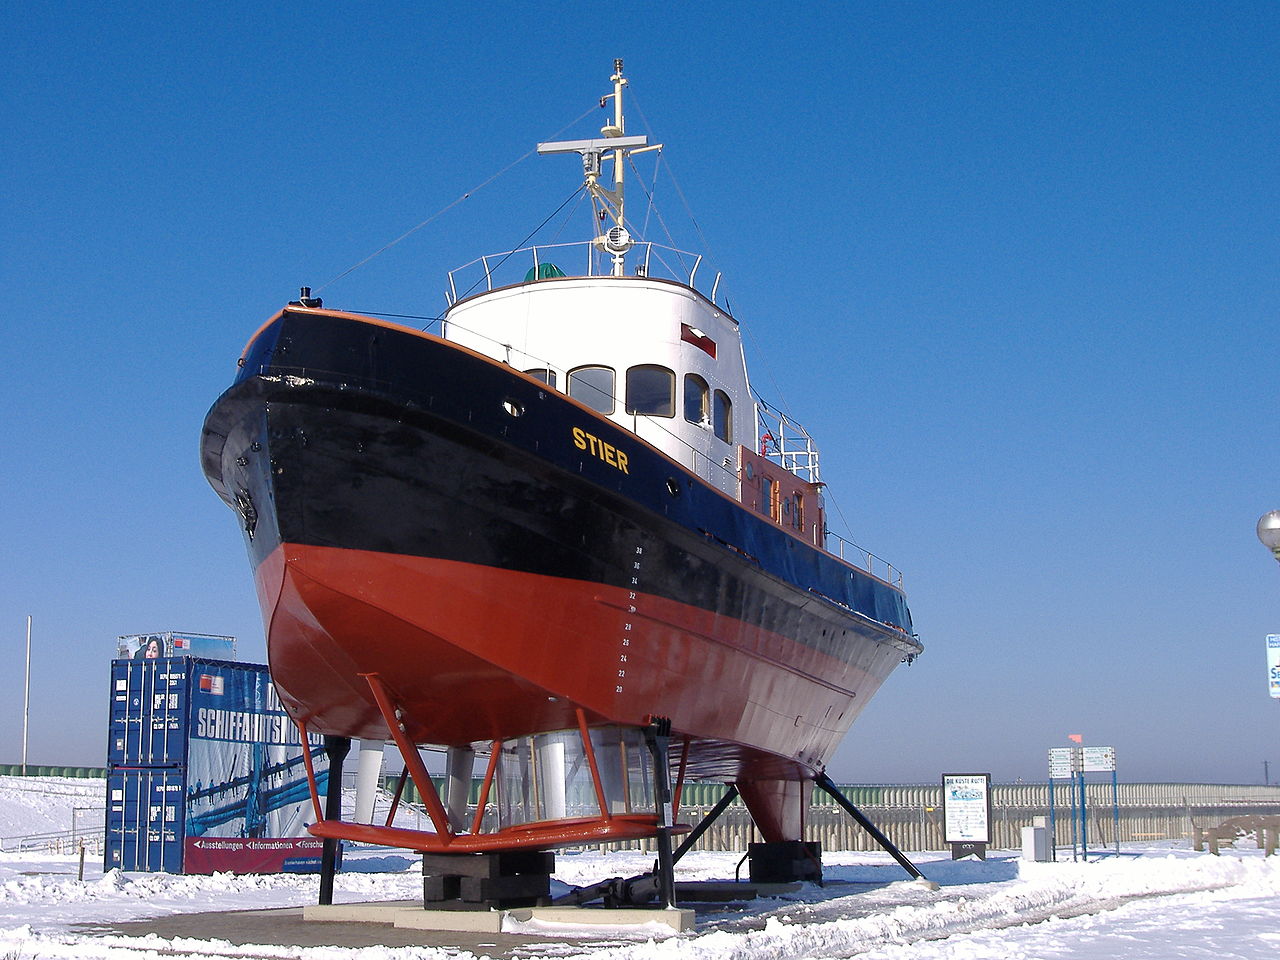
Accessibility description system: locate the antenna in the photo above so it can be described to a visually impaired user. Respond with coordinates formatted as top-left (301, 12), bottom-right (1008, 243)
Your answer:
top-left (537, 61), bottom-right (655, 276)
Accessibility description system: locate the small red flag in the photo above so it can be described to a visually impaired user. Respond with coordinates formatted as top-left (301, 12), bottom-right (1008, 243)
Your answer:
top-left (680, 323), bottom-right (716, 358)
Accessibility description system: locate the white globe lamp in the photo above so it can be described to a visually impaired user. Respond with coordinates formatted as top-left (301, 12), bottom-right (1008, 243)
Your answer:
top-left (1258, 511), bottom-right (1280, 562)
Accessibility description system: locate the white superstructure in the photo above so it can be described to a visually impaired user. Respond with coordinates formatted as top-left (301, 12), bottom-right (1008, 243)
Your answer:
top-left (444, 269), bottom-right (750, 495)
top-left (441, 60), bottom-right (756, 496)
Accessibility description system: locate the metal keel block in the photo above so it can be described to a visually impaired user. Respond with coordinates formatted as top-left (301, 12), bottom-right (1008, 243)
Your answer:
top-left (421, 850), bottom-right (555, 909)
top-left (747, 840), bottom-right (822, 884)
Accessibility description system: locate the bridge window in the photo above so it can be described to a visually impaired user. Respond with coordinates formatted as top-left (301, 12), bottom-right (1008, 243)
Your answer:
top-left (684, 374), bottom-right (709, 425)
top-left (524, 368), bottom-right (556, 389)
top-left (626, 365), bottom-right (675, 417)
top-left (713, 390), bottom-right (732, 444)
top-left (569, 365), bottom-right (615, 414)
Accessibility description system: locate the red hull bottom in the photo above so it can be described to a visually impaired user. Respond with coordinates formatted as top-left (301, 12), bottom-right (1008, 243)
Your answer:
top-left (258, 542), bottom-right (890, 842)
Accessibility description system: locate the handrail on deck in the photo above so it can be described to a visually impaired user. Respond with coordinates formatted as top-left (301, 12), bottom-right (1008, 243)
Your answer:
top-left (825, 529), bottom-right (903, 588)
top-left (445, 240), bottom-right (726, 309)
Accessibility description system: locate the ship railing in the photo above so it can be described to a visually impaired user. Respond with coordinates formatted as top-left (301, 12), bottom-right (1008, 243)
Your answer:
top-left (754, 395), bottom-right (820, 484)
top-left (445, 240), bottom-right (728, 310)
top-left (825, 530), bottom-right (903, 588)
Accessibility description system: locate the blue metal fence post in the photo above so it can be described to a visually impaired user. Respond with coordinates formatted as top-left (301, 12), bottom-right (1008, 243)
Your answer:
top-left (1078, 769), bottom-right (1089, 861)
top-left (1049, 778), bottom-right (1057, 861)
top-left (1112, 770), bottom-right (1120, 854)
top-left (1069, 774), bottom-right (1078, 861)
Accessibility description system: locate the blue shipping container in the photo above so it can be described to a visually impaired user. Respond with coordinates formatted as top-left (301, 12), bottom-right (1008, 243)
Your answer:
top-left (105, 767), bottom-right (186, 873)
top-left (105, 657), bottom-right (328, 873)
top-left (108, 659), bottom-right (191, 766)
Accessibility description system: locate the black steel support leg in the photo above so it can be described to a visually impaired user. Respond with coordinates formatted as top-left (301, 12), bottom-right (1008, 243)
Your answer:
top-left (318, 735), bottom-right (351, 906)
top-left (645, 718), bottom-right (678, 909)
top-left (815, 773), bottom-right (926, 881)
top-left (553, 782), bottom-right (739, 906)
top-left (672, 785), bottom-right (740, 865)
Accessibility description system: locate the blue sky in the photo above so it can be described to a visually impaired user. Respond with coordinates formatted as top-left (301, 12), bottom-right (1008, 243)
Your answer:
top-left (3, 2), bottom-right (1277, 785)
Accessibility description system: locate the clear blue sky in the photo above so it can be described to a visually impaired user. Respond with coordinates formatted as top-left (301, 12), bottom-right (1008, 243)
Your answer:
top-left (3, 2), bottom-right (1277, 784)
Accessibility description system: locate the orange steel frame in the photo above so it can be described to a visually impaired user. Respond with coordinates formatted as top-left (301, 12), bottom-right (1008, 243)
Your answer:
top-left (296, 673), bottom-right (687, 853)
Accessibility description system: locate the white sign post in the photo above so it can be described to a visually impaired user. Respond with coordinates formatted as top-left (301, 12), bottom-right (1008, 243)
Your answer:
top-left (1047, 744), bottom-right (1120, 860)
top-left (942, 773), bottom-right (992, 860)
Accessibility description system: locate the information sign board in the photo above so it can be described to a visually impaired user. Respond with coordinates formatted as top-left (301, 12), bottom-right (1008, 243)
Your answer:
top-left (1048, 747), bottom-right (1077, 779)
top-left (1268, 635), bottom-right (1280, 700)
top-left (942, 773), bottom-right (991, 843)
top-left (1081, 746), bottom-right (1116, 772)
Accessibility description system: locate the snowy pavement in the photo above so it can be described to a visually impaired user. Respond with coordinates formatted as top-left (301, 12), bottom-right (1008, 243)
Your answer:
top-left (2, 845), bottom-right (1277, 958)
top-left (2, 778), bottom-right (1278, 958)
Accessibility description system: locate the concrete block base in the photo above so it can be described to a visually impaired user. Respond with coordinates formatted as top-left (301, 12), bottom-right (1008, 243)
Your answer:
top-left (508, 905), bottom-right (696, 932)
top-left (303, 901), bottom-right (419, 923)
top-left (302, 900), bottom-right (696, 934)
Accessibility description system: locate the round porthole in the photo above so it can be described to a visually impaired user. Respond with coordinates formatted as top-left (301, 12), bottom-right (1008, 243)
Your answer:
top-left (744, 462), bottom-right (754, 480)
top-left (502, 399), bottom-right (525, 417)
top-left (666, 478), bottom-right (681, 497)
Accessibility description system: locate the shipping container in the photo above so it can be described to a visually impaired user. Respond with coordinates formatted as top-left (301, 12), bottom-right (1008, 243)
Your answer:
top-left (105, 657), bottom-right (329, 874)
top-left (108, 659), bottom-right (191, 766)
top-left (105, 767), bottom-right (186, 872)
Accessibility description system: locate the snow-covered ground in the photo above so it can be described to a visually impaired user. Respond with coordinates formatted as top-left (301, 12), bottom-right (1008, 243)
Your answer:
top-left (2, 777), bottom-right (1278, 958)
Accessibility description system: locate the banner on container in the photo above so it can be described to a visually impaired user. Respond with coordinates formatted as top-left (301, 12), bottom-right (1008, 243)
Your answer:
top-left (1268, 635), bottom-right (1280, 700)
top-left (183, 836), bottom-right (334, 874)
top-left (117, 632), bottom-right (237, 662)
top-left (943, 773), bottom-right (992, 859)
top-left (106, 657), bottom-right (327, 875)
top-left (185, 663), bottom-right (320, 845)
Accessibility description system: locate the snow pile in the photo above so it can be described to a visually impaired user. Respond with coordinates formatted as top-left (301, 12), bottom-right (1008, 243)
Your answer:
top-left (0, 779), bottom-right (1279, 958)
top-left (0, 776), bottom-right (103, 841)
top-left (2, 847), bottom-right (1279, 958)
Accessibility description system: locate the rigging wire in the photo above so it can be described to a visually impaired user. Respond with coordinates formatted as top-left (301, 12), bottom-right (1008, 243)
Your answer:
top-left (626, 154), bottom-right (693, 274)
top-left (545, 186), bottom-right (590, 246)
top-left (451, 186), bottom-right (587, 303)
top-left (631, 93), bottom-right (800, 421)
top-left (313, 103), bottom-right (599, 295)
top-left (345, 310), bottom-right (445, 331)
top-left (630, 95), bottom-right (872, 553)
top-left (627, 94), bottom-right (718, 262)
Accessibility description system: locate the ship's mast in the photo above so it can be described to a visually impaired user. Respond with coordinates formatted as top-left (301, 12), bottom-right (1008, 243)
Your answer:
top-left (537, 59), bottom-right (660, 277)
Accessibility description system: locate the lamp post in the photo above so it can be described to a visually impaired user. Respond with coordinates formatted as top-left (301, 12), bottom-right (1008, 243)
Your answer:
top-left (22, 616), bottom-right (31, 777)
top-left (1259, 511), bottom-right (1280, 562)
top-left (1260, 513), bottom-right (1280, 784)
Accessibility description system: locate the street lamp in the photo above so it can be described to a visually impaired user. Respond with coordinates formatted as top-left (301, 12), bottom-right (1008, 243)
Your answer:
top-left (1258, 511), bottom-right (1280, 563)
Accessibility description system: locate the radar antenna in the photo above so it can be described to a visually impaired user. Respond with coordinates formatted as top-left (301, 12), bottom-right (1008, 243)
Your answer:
top-left (537, 59), bottom-right (661, 276)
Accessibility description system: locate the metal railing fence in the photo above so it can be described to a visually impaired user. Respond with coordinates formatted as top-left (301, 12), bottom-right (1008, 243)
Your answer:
top-left (593, 782), bottom-right (1280, 853)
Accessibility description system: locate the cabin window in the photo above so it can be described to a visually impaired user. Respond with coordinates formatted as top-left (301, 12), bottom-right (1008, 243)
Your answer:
top-left (625, 365), bottom-right (675, 417)
top-left (760, 476), bottom-right (773, 517)
top-left (713, 390), bottom-right (732, 444)
top-left (569, 365), bottom-right (615, 414)
top-left (684, 374), bottom-right (709, 425)
top-left (525, 367), bottom-right (556, 389)
top-left (793, 493), bottom-right (805, 530)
